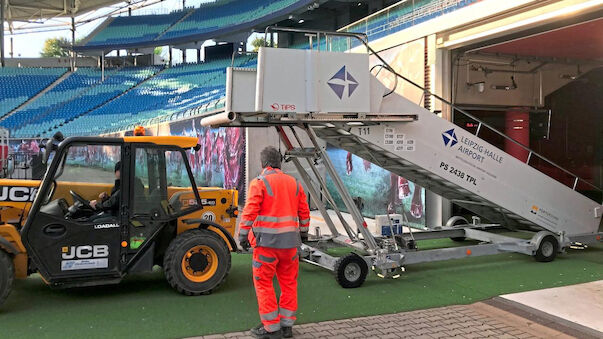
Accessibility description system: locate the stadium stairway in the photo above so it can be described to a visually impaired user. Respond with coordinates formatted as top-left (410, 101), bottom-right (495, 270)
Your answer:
top-left (77, 17), bottom-right (115, 46)
top-left (153, 8), bottom-right (196, 41)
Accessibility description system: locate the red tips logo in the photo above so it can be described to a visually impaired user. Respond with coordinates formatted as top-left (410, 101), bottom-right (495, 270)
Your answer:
top-left (270, 103), bottom-right (296, 111)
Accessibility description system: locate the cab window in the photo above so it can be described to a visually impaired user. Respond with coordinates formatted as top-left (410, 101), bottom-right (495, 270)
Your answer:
top-left (132, 147), bottom-right (198, 217)
top-left (50, 144), bottom-right (121, 204)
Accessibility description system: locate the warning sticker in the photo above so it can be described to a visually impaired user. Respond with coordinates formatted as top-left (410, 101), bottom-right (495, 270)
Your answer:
top-left (202, 211), bottom-right (216, 222)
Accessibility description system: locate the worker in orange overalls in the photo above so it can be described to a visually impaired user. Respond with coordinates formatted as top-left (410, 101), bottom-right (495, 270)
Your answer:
top-left (238, 146), bottom-right (310, 339)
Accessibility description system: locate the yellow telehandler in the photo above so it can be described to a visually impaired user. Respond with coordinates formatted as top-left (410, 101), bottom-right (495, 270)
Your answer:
top-left (0, 132), bottom-right (239, 307)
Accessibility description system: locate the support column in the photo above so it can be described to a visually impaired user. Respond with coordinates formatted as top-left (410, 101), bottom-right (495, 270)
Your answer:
top-left (425, 35), bottom-right (452, 226)
top-left (71, 16), bottom-right (76, 71)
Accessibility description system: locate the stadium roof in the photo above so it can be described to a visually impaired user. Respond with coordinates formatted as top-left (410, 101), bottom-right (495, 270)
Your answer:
top-left (4, 0), bottom-right (124, 22)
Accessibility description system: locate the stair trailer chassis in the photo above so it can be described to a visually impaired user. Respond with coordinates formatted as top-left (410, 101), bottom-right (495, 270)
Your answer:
top-left (202, 28), bottom-right (603, 288)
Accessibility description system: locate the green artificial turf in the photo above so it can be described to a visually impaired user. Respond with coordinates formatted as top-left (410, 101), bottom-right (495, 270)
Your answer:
top-left (0, 239), bottom-right (601, 339)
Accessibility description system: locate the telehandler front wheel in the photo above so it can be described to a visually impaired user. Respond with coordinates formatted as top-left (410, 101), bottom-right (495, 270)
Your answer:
top-left (0, 250), bottom-right (14, 307)
top-left (164, 229), bottom-right (231, 295)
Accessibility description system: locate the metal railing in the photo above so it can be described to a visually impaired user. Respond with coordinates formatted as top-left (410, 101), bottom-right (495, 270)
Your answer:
top-left (0, 152), bottom-right (45, 180)
top-left (263, 26), bottom-right (602, 199)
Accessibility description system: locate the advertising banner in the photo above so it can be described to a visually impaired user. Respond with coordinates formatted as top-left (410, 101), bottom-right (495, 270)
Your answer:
top-left (326, 146), bottom-right (425, 228)
top-left (8, 116), bottom-right (246, 203)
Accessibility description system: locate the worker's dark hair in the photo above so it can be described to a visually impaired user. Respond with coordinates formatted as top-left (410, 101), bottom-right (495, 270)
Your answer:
top-left (260, 146), bottom-right (281, 169)
top-left (114, 161), bottom-right (121, 172)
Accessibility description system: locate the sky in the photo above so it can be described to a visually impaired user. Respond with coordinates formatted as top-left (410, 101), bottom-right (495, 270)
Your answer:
top-left (2, 0), bottom-right (217, 59)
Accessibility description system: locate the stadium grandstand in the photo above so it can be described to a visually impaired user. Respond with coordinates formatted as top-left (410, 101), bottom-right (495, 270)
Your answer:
top-left (1, 0), bottom-right (483, 139)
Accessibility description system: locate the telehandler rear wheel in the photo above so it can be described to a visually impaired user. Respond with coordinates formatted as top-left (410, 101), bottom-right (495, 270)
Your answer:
top-left (0, 250), bottom-right (14, 307)
top-left (164, 229), bottom-right (231, 295)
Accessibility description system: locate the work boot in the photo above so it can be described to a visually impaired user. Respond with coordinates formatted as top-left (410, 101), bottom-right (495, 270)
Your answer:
top-left (281, 326), bottom-right (293, 338)
top-left (250, 324), bottom-right (282, 339)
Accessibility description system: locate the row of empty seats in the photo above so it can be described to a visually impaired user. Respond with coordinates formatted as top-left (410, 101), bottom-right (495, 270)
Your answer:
top-left (0, 67), bottom-right (67, 117)
top-left (41, 55), bottom-right (257, 137)
top-left (9, 66), bottom-right (161, 138)
top-left (80, 0), bottom-right (307, 49)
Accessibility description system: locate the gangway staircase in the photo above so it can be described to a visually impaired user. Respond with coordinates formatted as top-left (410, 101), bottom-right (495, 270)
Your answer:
top-left (201, 28), bottom-right (602, 287)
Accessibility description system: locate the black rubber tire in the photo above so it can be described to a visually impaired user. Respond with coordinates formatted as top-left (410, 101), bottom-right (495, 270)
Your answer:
top-left (163, 229), bottom-right (231, 295)
top-left (334, 253), bottom-right (368, 288)
top-left (534, 235), bottom-right (559, 262)
top-left (0, 250), bottom-right (14, 307)
top-left (450, 218), bottom-right (468, 242)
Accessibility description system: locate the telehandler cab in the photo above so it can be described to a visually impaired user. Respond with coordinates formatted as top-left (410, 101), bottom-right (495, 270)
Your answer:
top-left (0, 133), bottom-right (239, 307)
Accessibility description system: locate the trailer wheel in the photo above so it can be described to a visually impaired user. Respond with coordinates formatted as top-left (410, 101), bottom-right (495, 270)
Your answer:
top-left (0, 250), bottom-right (14, 307)
top-left (534, 235), bottom-right (558, 262)
top-left (334, 253), bottom-right (368, 288)
top-left (447, 216), bottom-right (468, 242)
top-left (164, 229), bottom-right (231, 295)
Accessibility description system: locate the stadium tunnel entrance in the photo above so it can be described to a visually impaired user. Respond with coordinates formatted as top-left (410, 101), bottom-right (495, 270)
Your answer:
top-left (446, 15), bottom-right (603, 205)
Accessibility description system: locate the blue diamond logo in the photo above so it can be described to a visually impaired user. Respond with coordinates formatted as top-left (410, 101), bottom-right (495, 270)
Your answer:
top-left (328, 66), bottom-right (359, 99)
top-left (442, 128), bottom-right (457, 147)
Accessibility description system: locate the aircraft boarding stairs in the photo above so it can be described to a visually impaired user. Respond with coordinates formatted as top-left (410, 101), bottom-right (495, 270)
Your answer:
top-left (200, 38), bottom-right (603, 284)
top-left (202, 45), bottom-right (602, 243)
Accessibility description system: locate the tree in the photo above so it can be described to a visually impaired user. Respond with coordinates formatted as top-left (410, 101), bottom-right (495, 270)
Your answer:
top-left (154, 47), bottom-right (163, 55)
top-left (40, 37), bottom-right (71, 57)
top-left (251, 37), bottom-right (276, 52)
top-left (251, 37), bottom-right (265, 52)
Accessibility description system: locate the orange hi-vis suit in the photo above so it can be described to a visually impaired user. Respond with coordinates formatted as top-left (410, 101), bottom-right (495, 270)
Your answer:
top-left (239, 167), bottom-right (310, 332)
